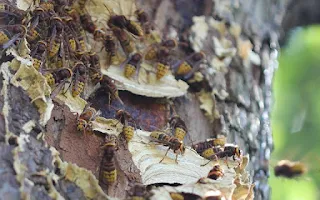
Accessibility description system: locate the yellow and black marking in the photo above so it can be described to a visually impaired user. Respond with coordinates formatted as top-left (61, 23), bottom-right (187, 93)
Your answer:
top-left (45, 73), bottom-right (55, 86)
top-left (201, 147), bottom-right (219, 159)
top-left (0, 30), bottom-right (10, 45)
top-left (69, 38), bottom-right (76, 52)
top-left (72, 81), bottom-right (85, 97)
top-left (176, 61), bottom-right (192, 75)
top-left (126, 20), bottom-right (144, 37)
top-left (48, 40), bottom-right (60, 58)
top-left (102, 169), bottom-right (117, 185)
top-left (124, 64), bottom-right (136, 78)
top-left (32, 58), bottom-right (42, 71)
top-left (123, 125), bottom-right (134, 143)
top-left (150, 131), bottom-right (185, 163)
top-left (144, 47), bottom-right (157, 60)
top-left (156, 62), bottom-right (169, 80)
top-left (174, 127), bottom-right (186, 142)
top-left (100, 135), bottom-right (117, 185)
top-left (27, 28), bottom-right (40, 42)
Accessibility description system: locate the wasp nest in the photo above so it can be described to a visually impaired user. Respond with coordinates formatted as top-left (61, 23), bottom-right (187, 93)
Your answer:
top-left (0, 0), bottom-right (257, 199)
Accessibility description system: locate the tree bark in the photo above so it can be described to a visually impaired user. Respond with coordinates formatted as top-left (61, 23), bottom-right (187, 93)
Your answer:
top-left (0, 0), bottom-right (285, 200)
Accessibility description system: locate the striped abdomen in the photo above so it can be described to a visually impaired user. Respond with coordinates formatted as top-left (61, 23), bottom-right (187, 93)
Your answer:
top-left (100, 148), bottom-right (117, 185)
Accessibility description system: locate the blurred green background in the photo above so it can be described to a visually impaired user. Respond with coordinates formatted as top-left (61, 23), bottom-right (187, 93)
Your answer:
top-left (270, 25), bottom-right (320, 200)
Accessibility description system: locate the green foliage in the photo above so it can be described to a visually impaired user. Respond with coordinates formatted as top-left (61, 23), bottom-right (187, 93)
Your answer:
top-left (271, 26), bottom-right (320, 200)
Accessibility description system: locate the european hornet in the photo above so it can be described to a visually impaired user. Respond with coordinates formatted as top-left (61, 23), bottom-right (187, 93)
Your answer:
top-left (63, 16), bottom-right (87, 52)
top-left (26, 7), bottom-right (49, 43)
top-left (156, 40), bottom-right (178, 80)
top-left (144, 39), bottom-right (177, 61)
top-left (115, 109), bottom-right (135, 143)
top-left (150, 131), bottom-right (185, 163)
top-left (120, 52), bottom-right (142, 79)
top-left (88, 51), bottom-right (103, 84)
top-left (144, 39), bottom-right (177, 80)
top-left (199, 146), bottom-right (222, 160)
top-left (201, 144), bottom-right (242, 167)
top-left (169, 192), bottom-right (202, 200)
top-left (274, 160), bottom-right (307, 179)
top-left (135, 8), bottom-right (160, 44)
top-left (103, 33), bottom-right (121, 66)
top-left (27, 25), bottom-right (45, 44)
top-left (63, 17), bottom-right (78, 52)
top-left (48, 17), bottom-right (64, 58)
top-left (44, 67), bottom-right (72, 87)
top-left (219, 144), bottom-right (242, 163)
top-left (169, 115), bottom-right (187, 142)
top-left (112, 27), bottom-right (135, 55)
top-left (30, 40), bottom-right (47, 71)
top-left (0, 0), bottom-right (26, 24)
top-left (48, 32), bottom-right (71, 70)
top-left (71, 62), bottom-right (87, 97)
top-left (135, 9), bottom-right (153, 36)
top-left (44, 68), bottom-right (73, 98)
top-left (124, 19), bottom-right (143, 38)
top-left (104, 3), bottom-right (143, 37)
top-left (50, 16), bottom-right (64, 36)
top-left (99, 134), bottom-right (117, 185)
top-left (192, 136), bottom-right (227, 154)
top-left (172, 51), bottom-right (206, 81)
top-left (99, 75), bottom-right (123, 105)
top-left (64, 15), bottom-right (87, 52)
top-left (76, 26), bottom-right (87, 52)
top-left (55, 39), bottom-right (72, 69)
top-left (76, 104), bottom-right (100, 134)
top-left (154, 47), bottom-right (173, 80)
top-left (78, 9), bottom-right (105, 41)
top-left (0, 25), bottom-right (26, 50)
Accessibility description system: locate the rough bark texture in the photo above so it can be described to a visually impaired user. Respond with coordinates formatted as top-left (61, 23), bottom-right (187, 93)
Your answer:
top-left (0, 72), bottom-right (87, 200)
top-left (0, 0), bottom-right (293, 200)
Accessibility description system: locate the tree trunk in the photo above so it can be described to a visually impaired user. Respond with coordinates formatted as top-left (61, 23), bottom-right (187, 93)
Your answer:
top-left (0, 0), bottom-right (285, 200)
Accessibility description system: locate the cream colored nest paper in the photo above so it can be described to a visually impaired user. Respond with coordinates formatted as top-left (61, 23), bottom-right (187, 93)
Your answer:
top-left (129, 129), bottom-right (253, 200)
